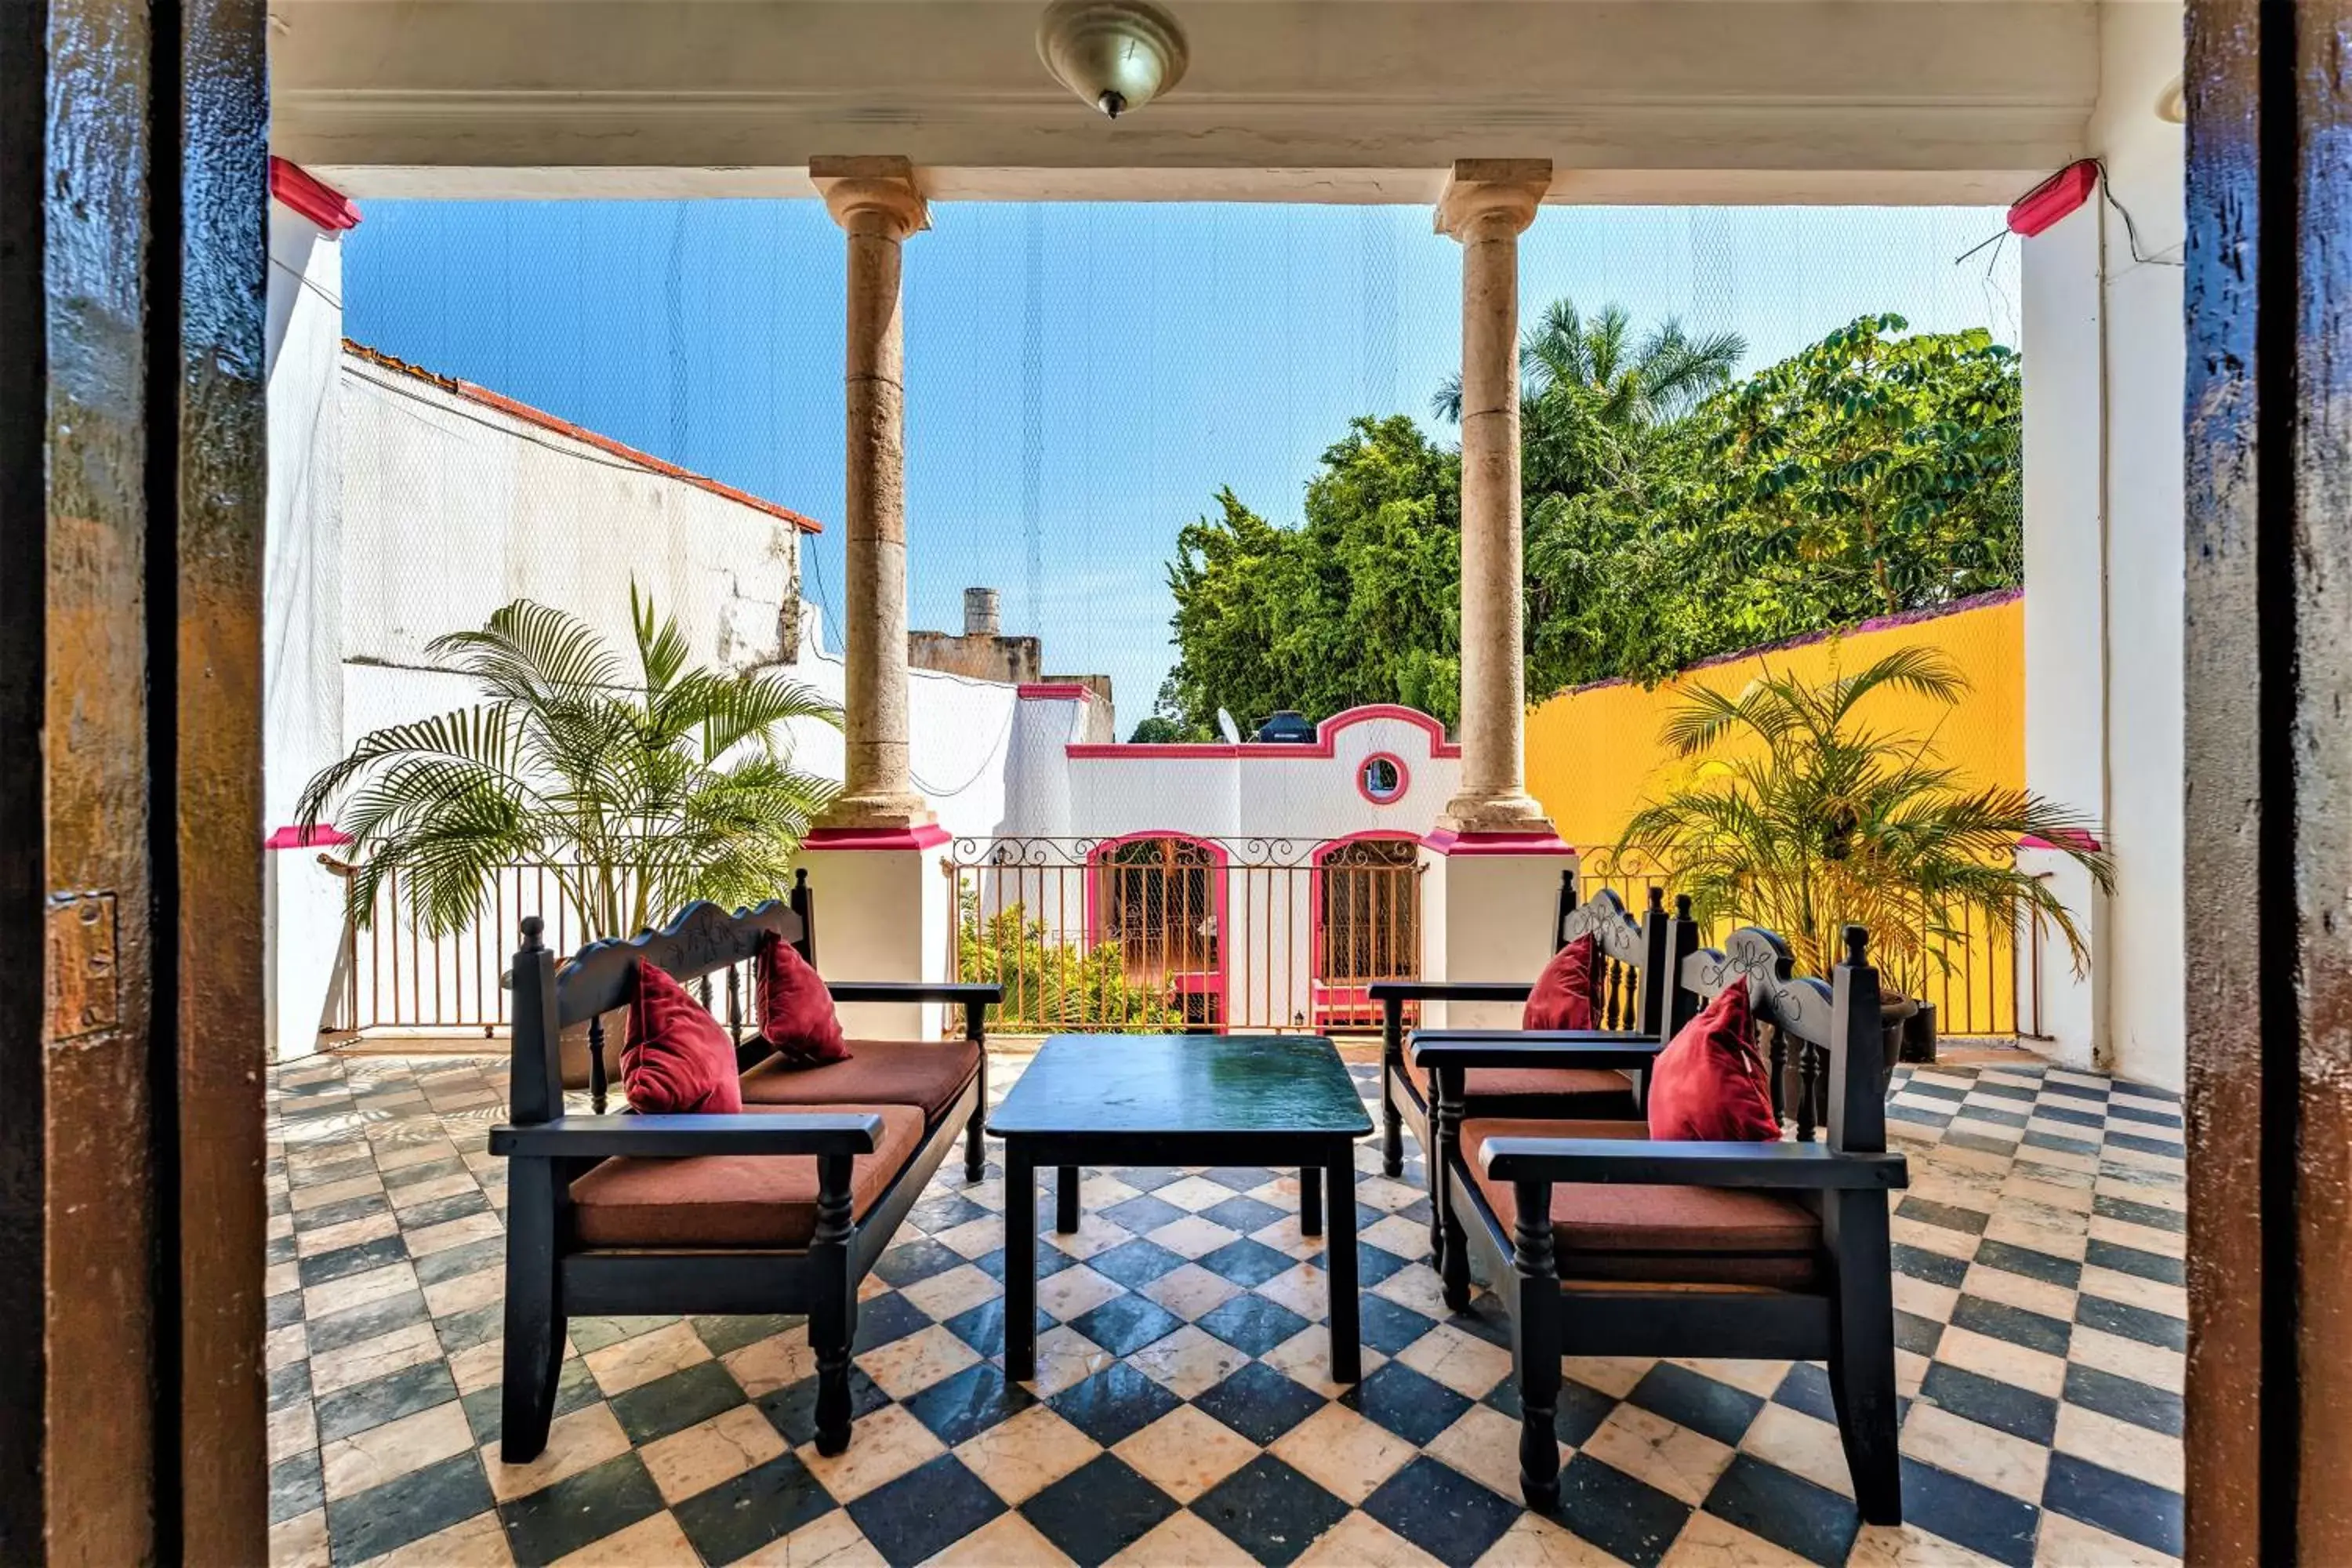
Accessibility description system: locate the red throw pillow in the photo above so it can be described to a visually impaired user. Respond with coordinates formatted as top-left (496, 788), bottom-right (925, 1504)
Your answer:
top-left (757, 933), bottom-right (851, 1068)
top-left (1523, 933), bottom-right (1601, 1029)
top-left (1646, 981), bottom-right (1781, 1142)
top-left (619, 960), bottom-right (742, 1114)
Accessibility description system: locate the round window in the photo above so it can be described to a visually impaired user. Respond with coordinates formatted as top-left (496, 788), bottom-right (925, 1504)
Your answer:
top-left (1359, 754), bottom-right (1406, 804)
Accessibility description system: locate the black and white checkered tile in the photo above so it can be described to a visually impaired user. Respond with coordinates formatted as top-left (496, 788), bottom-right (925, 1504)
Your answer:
top-left (264, 1049), bottom-right (2184, 1568)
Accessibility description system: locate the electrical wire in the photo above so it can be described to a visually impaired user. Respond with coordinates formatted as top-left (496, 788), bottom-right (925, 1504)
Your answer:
top-left (2094, 159), bottom-right (2183, 268)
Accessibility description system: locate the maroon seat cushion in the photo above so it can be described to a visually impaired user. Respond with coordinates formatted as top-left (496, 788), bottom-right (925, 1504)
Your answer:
top-left (740, 1037), bottom-right (982, 1122)
top-left (1647, 982), bottom-right (1780, 1142)
top-left (568, 1102), bottom-right (925, 1248)
top-left (1462, 1117), bottom-right (1822, 1288)
top-left (757, 933), bottom-right (851, 1067)
top-left (1417, 1061), bottom-right (1639, 1107)
top-left (1524, 933), bottom-right (1601, 1030)
top-left (619, 960), bottom-right (742, 1115)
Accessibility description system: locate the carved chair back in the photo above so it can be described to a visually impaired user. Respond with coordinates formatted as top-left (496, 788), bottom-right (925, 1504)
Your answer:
top-left (1675, 923), bottom-right (1887, 1154)
top-left (507, 876), bottom-right (819, 1127)
top-left (1554, 879), bottom-right (1678, 1036)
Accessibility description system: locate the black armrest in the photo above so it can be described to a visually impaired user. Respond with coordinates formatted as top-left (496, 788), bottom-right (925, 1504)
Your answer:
top-left (1368, 980), bottom-right (1533, 1004)
top-left (1478, 1135), bottom-right (1908, 1190)
top-left (825, 981), bottom-right (1004, 1005)
top-left (1411, 1030), bottom-right (1663, 1071)
top-left (490, 1112), bottom-right (885, 1159)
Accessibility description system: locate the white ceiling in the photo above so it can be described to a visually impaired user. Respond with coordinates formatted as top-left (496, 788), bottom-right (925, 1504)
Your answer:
top-left (271, 0), bottom-right (2101, 203)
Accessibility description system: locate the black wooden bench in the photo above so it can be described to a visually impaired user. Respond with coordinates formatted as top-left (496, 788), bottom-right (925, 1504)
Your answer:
top-left (489, 891), bottom-right (999, 1462)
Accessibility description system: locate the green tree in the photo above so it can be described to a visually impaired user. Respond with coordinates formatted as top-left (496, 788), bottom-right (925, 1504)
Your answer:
top-left (1692, 314), bottom-right (2021, 618)
top-left (298, 589), bottom-right (839, 941)
top-left (1159, 308), bottom-right (2024, 726)
top-left (1127, 715), bottom-right (1186, 744)
top-left (1159, 416), bottom-right (1461, 737)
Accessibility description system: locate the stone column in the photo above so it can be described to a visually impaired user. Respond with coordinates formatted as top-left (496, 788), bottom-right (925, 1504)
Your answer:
top-left (812, 155), bottom-right (931, 828)
top-left (1436, 158), bottom-right (1553, 833)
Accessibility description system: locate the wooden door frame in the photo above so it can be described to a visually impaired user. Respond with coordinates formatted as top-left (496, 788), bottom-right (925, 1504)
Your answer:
top-left (0, 0), bottom-right (270, 1561)
top-left (2183, 0), bottom-right (2352, 1559)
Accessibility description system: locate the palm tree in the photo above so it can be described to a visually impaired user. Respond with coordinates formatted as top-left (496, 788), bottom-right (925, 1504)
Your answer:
top-left (1432, 297), bottom-right (1747, 427)
top-left (1617, 647), bottom-right (2111, 985)
top-left (298, 587), bottom-right (840, 943)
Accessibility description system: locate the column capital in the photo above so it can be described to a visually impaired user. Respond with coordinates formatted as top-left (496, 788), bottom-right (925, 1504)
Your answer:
top-left (810, 155), bottom-right (930, 241)
top-left (1434, 158), bottom-right (1552, 241)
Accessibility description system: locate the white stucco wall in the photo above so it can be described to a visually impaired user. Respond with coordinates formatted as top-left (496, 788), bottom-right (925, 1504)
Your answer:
top-left (1062, 708), bottom-right (1462, 844)
top-left (337, 357), bottom-right (803, 677)
top-left (265, 200), bottom-right (354, 1061)
top-left (2088, 0), bottom-right (2186, 1092)
top-left (2020, 0), bottom-right (2184, 1088)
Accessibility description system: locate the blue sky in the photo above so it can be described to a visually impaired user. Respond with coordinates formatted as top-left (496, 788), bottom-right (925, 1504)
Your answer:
top-left (343, 201), bottom-right (2018, 727)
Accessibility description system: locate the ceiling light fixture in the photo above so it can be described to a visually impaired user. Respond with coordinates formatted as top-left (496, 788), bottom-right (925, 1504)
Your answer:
top-left (1036, 0), bottom-right (1189, 120)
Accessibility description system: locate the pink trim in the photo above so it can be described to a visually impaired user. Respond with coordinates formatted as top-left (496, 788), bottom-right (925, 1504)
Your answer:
top-left (1544, 587), bottom-right (2023, 702)
top-left (270, 157), bottom-right (361, 231)
top-left (266, 824), bottom-right (354, 849)
top-left (1069, 702), bottom-right (1459, 761)
top-left (1083, 833), bottom-right (1230, 1032)
top-left (1017, 682), bottom-right (1094, 702)
top-left (342, 342), bottom-right (825, 535)
top-left (1422, 827), bottom-right (1577, 858)
top-left (2019, 830), bottom-right (2103, 852)
top-left (1356, 751), bottom-right (1410, 806)
top-left (801, 823), bottom-right (952, 852)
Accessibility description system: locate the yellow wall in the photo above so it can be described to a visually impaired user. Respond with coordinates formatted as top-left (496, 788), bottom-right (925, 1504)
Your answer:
top-left (1528, 591), bottom-right (2024, 856)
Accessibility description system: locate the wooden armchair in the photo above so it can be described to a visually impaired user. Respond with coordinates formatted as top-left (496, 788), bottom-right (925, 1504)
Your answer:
top-left (489, 894), bottom-right (1000, 1465)
top-left (1416, 924), bottom-right (1908, 1523)
top-left (1370, 884), bottom-right (1685, 1264)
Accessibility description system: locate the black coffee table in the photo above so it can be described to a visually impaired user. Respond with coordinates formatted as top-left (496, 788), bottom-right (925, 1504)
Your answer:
top-left (988, 1033), bottom-right (1374, 1383)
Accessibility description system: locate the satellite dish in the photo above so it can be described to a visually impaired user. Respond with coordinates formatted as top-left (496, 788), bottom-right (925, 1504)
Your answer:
top-left (1214, 709), bottom-right (1243, 745)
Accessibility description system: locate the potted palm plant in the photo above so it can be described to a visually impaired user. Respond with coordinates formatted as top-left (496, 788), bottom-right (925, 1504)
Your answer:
top-left (1618, 646), bottom-right (2111, 1065)
top-left (299, 588), bottom-right (840, 1076)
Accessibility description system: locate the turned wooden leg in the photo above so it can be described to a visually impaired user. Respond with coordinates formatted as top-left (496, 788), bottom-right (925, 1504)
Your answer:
top-left (499, 1160), bottom-right (566, 1463)
top-left (1380, 1001), bottom-right (1406, 1178)
top-left (1827, 1189), bottom-right (1903, 1523)
top-left (1512, 1178), bottom-right (1563, 1512)
top-left (965, 1048), bottom-right (988, 1182)
top-left (810, 1155), bottom-right (858, 1456)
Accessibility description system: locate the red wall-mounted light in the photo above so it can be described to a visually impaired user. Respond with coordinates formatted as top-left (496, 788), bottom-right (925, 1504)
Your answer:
top-left (2006, 159), bottom-right (2099, 238)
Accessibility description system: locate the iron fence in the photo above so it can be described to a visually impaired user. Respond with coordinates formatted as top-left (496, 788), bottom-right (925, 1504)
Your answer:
top-left (944, 835), bottom-right (1425, 1035)
top-left (1573, 844), bottom-right (2027, 1039)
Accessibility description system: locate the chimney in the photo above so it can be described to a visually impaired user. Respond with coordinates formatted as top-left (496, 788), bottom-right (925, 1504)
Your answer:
top-left (963, 586), bottom-right (1001, 638)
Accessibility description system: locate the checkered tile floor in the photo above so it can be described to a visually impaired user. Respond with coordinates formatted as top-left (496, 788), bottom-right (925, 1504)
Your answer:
top-left (266, 1048), bottom-right (2185, 1568)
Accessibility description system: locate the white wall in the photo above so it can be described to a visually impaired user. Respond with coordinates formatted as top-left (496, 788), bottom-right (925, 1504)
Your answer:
top-left (2089, 0), bottom-right (2185, 1092)
top-left (338, 357), bottom-right (802, 677)
top-left (1062, 710), bottom-right (1462, 844)
top-left (2020, 0), bottom-right (2184, 1088)
top-left (265, 201), bottom-right (354, 1061)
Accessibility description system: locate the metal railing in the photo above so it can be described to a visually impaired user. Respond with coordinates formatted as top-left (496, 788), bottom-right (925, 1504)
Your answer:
top-left (325, 862), bottom-right (583, 1036)
top-left (1574, 844), bottom-right (2024, 1038)
top-left (944, 834), bottom-right (1425, 1035)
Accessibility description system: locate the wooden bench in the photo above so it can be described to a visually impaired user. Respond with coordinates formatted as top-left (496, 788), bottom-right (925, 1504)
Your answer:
top-left (489, 891), bottom-right (999, 1462)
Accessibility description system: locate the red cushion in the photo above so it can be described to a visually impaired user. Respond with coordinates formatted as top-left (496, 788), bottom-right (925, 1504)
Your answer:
top-left (1646, 982), bottom-right (1780, 1142)
top-left (757, 933), bottom-right (851, 1068)
top-left (570, 1102), bottom-right (926, 1248)
top-left (619, 960), bottom-right (742, 1114)
top-left (1524, 933), bottom-right (1600, 1030)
